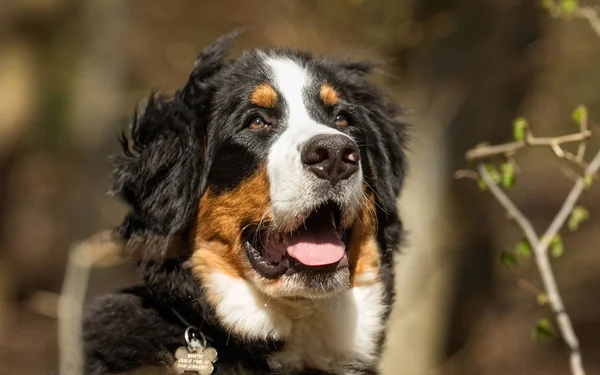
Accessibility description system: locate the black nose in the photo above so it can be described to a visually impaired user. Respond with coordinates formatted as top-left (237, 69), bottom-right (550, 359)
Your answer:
top-left (301, 134), bottom-right (360, 186)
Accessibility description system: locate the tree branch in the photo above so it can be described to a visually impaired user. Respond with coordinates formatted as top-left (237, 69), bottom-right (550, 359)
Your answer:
top-left (465, 131), bottom-right (591, 161)
top-left (540, 150), bottom-right (600, 250)
top-left (464, 5), bottom-right (600, 373)
top-left (58, 231), bottom-right (128, 375)
top-left (58, 241), bottom-right (91, 375)
top-left (575, 106), bottom-right (589, 162)
top-left (476, 164), bottom-right (540, 248)
top-left (466, 140), bottom-right (526, 161)
top-left (476, 149), bottom-right (600, 375)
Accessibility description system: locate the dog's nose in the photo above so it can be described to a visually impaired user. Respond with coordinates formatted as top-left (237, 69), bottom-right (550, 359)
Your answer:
top-left (301, 134), bottom-right (360, 186)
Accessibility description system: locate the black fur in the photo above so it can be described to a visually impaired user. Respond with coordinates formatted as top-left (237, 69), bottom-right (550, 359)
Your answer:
top-left (81, 31), bottom-right (407, 375)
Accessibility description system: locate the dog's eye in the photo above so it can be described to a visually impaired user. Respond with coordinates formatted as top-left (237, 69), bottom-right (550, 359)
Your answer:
top-left (248, 116), bottom-right (270, 130)
top-left (335, 113), bottom-right (350, 127)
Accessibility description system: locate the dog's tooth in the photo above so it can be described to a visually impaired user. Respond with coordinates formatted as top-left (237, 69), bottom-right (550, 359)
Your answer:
top-left (331, 211), bottom-right (337, 229)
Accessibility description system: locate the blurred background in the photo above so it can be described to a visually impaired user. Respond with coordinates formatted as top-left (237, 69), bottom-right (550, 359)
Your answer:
top-left (1, 0), bottom-right (600, 374)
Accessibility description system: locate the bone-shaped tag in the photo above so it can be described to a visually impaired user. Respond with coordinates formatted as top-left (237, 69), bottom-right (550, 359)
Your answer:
top-left (172, 346), bottom-right (218, 374)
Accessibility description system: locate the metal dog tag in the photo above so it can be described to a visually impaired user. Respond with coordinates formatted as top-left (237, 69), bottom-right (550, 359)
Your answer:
top-left (172, 327), bottom-right (218, 374)
top-left (173, 346), bottom-right (218, 374)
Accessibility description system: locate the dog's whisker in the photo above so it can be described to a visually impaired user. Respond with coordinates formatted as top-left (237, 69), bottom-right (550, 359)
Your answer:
top-left (363, 180), bottom-right (388, 215)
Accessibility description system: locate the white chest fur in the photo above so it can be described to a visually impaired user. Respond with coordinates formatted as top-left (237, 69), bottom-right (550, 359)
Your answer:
top-left (206, 273), bottom-right (387, 374)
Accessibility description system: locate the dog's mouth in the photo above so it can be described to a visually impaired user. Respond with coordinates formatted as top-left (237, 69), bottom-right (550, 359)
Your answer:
top-left (244, 202), bottom-right (350, 279)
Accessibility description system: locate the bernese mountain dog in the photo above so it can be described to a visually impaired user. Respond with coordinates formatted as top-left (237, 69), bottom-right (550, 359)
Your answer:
top-left (81, 31), bottom-right (407, 375)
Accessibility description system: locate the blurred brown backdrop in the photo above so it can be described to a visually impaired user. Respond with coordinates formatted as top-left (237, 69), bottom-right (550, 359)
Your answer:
top-left (1, 1), bottom-right (600, 374)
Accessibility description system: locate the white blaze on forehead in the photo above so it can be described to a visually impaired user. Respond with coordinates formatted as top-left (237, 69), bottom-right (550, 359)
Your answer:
top-left (264, 57), bottom-right (314, 125)
top-left (264, 56), bottom-right (363, 223)
top-left (263, 56), bottom-right (341, 138)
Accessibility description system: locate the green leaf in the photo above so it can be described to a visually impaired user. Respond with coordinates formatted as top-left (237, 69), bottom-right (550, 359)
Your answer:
top-left (532, 318), bottom-right (556, 342)
top-left (501, 250), bottom-right (518, 267)
top-left (568, 206), bottom-right (590, 231)
top-left (537, 293), bottom-right (549, 306)
top-left (549, 235), bottom-right (564, 258)
top-left (477, 179), bottom-right (487, 191)
top-left (513, 117), bottom-right (528, 141)
top-left (572, 105), bottom-right (587, 124)
top-left (484, 164), bottom-right (501, 184)
top-left (516, 239), bottom-right (532, 259)
top-left (501, 162), bottom-right (516, 189)
top-left (584, 175), bottom-right (593, 190)
top-left (561, 0), bottom-right (578, 14)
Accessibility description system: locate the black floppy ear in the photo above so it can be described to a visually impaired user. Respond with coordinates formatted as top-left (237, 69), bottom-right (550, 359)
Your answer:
top-left (365, 96), bottom-right (407, 250)
top-left (110, 94), bottom-right (203, 240)
top-left (368, 99), bottom-right (407, 214)
top-left (110, 32), bottom-right (238, 245)
top-left (333, 59), bottom-right (408, 248)
top-left (325, 57), bottom-right (407, 212)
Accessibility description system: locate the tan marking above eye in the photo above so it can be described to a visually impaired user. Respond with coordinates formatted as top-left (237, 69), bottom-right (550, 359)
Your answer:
top-left (250, 83), bottom-right (277, 108)
top-left (320, 83), bottom-right (339, 107)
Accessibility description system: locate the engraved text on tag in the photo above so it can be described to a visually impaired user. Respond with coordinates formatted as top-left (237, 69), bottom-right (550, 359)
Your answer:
top-left (172, 346), bottom-right (218, 375)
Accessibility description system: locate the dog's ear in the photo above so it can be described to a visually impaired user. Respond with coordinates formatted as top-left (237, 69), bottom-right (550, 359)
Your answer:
top-left (110, 32), bottom-right (238, 249)
top-left (364, 95), bottom-right (407, 249)
top-left (326, 57), bottom-right (407, 205)
top-left (332, 59), bottom-right (408, 248)
top-left (177, 30), bottom-right (242, 111)
top-left (367, 99), bottom-right (407, 214)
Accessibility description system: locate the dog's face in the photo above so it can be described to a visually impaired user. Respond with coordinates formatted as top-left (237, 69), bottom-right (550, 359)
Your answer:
top-left (193, 50), bottom-right (381, 300)
top-left (112, 33), bottom-right (406, 303)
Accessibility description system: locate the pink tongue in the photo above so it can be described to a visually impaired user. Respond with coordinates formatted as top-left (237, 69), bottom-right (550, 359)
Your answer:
top-left (286, 227), bottom-right (345, 266)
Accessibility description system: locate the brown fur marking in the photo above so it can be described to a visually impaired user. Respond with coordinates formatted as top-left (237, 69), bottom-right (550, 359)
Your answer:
top-left (190, 167), bottom-right (272, 281)
top-left (250, 83), bottom-right (277, 108)
top-left (348, 190), bottom-right (380, 286)
top-left (320, 83), bottom-right (339, 107)
top-left (190, 164), bottom-right (380, 291)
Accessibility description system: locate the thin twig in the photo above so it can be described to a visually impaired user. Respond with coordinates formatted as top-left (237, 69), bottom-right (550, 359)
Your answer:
top-left (551, 142), bottom-right (566, 158)
top-left (477, 165), bottom-right (540, 248)
top-left (533, 252), bottom-right (583, 375)
top-left (58, 231), bottom-right (129, 375)
top-left (556, 162), bottom-right (582, 183)
top-left (540, 150), bottom-right (600, 250)
top-left (453, 169), bottom-right (480, 180)
top-left (576, 108), bottom-right (589, 162)
top-left (527, 131), bottom-right (591, 146)
top-left (532, 149), bottom-right (600, 375)
top-left (466, 140), bottom-right (526, 161)
top-left (58, 242), bottom-right (92, 375)
top-left (465, 131), bottom-right (591, 161)
top-left (466, 6), bottom-right (600, 374)
top-left (564, 152), bottom-right (589, 170)
top-left (476, 149), bottom-right (600, 375)
top-left (575, 7), bottom-right (600, 39)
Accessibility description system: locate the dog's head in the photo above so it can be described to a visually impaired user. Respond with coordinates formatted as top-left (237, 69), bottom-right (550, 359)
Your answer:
top-left (112, 32), bottom-right (406, 303)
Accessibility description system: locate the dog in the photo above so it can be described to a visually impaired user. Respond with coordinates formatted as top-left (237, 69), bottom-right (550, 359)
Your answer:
top-left (81, 31), bottom-right (407, 375)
